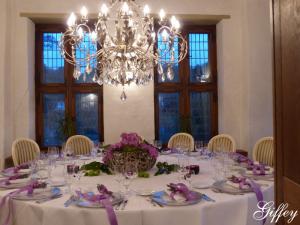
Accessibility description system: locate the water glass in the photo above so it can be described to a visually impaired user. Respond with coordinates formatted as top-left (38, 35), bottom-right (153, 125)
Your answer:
top-left (121, 163), bottom-right (138, 196)
top-left (153, 140), bottom-right (162, 150)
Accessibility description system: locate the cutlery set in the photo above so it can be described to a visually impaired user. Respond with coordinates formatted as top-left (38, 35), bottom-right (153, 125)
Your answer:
top-left (36, 194), bottom-right (63, 204)
top-left (115, 199), bottom-right (128, 210)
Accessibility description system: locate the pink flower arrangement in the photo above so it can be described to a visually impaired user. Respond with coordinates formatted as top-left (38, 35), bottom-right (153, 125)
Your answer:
top-left (103, 133), bottom-right (159, 164)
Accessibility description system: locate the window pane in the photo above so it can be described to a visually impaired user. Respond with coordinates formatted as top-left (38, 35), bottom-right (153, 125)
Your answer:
top-left (190, 92), bottom-right (212, 143)
top-left (75, 34), bottom-right (97, 83)
top-left (158, 93), bottom-right (180, 143)
top-left (189, 33), bottom-right (211, 83)
top-left (157, 35), bottom-right (179, 83)
top-left (75, 93), bottom-right (99, 141)
top-left (43, 94), bottom-right (65, 146)
top-left (43, 33), bottom-right (64, 83)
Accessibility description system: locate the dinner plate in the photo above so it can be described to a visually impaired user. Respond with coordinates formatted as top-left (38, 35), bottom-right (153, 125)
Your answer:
top-left (135, 189), bottom-right (158, 196)
top-left (212, 180), bottom-right (252, 194)
top-left (11, 187), bottom-right (61, 201)
top-left (76, 192), bottom-right (123, 208)
top-left (192, 180), bottom-right (213, 189)
top-left (188, 151), bottom-right (199, 157)
top-left (151, 191), bottom-right (203, 206)
top-left (242, 172), bottom-right (274, 181)
top-left (160, 150), bottom-right (172, 155)
top-left (1, 169), bottom-right (31, 177)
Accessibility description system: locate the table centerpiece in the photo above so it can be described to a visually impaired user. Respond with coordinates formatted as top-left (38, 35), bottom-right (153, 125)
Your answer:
top-left (103, 133), bottom-right (158, 172)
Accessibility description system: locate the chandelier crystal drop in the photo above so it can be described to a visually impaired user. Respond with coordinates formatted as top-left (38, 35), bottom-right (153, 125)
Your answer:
top-left (60, 0), bottom-right (188, 100)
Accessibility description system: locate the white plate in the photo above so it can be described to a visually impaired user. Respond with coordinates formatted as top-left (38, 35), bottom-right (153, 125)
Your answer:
top-left (12, 187), bottom-right (61, 201)
top-left (192, 180), bottom-right (213, 189)
top-left (135, 189), bottom-right (157, 196)
top-left (76, 192), bottom-right (123, 208)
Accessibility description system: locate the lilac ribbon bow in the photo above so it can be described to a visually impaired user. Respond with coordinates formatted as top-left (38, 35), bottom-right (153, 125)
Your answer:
top-left (75, 184), bottom-right (118, 225)
top-left (229, 176), bottom-right (266, 224)
top-left (247, 163), bottom-right (268, 176)
top-left (0, 174), bottom-right (28, 186)
top-left (231, 152), bottom-right (252, 164)
top-left (3, 163), bottom-right (30, 174)
top-left (167, 183), bottom-right (198, 201)
top-left (0, 181), bottom-right (47, 225)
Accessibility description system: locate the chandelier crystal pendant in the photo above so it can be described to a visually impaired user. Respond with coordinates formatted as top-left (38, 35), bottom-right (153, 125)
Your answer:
top-left (60, 0), bottom-right (188, 100)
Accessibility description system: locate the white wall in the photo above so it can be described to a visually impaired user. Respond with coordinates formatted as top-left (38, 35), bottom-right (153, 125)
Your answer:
top-left (0, 0), bottom-right (274, 165)
top-left (0, 0), bottom-right (8, 168)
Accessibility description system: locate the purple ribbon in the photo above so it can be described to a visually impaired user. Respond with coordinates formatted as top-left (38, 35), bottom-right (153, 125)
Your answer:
top-left (167, 183), bottom-right (198, 201)
top-left (247, 163), bottom-right (269, 176)
top-left (3, 163), bottom-right (30, 174)
top-left (231, 152), bottom-right (252, 164)
top-left (229, 176), bottom-right (266, 224)
top-left (0, 181), bottom-right (47, 225)
top-left (75, 184), bottom-right (118, 225)
top-left (0, 174), bottom-right (29, 186)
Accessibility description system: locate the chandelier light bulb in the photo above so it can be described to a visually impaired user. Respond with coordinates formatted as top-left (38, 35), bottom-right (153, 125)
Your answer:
top-left (161, 29), bottom-right (169, 42)
top-left (171, 16), bottom-right (180, 30)
top-left (100, 4), bottom-right (109, 17)
top-left (159, 9), bottom-right (166, 21)
top-left (67, 12), bottom-right (76, 27)
top-left (151, 32), bottom-right (156, 40)
top-left (80, 6), bottom-right (88, 18)
top-left (90, 31), bottom-right (97, 41)
top-left (143, 5), bottom-right (150, 16)
top-left (77, 27), bottom-right (84, 38)
top-left (122, 2), bottom-right (130, 14)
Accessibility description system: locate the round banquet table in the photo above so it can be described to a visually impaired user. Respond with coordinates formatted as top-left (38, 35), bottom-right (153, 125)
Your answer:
top-left (0, 155), bottom-right (274, 225)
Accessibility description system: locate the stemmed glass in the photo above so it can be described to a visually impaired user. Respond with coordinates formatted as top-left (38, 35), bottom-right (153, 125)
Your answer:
top-left (153, 140), bottom-right (162, 150)
top-left (65, 163), bottom-right (76, 194)
top-left (121, 163), bottom-right (138, 197)
top-left (195, 141), bottom-right (204, 154)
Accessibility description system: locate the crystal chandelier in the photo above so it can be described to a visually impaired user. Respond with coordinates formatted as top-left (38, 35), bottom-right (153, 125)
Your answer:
top-left (60, 0), bottom-right (187, 100)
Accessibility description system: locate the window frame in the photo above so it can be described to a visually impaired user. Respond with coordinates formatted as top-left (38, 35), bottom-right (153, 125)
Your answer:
top-left (35, 24), bottom-right (104, 149)
top-left (154, 25), bottom-right (218, 143)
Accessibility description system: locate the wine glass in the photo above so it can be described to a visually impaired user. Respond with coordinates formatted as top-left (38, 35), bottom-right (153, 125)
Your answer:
top-left (65, 163), bottom-right (75, 194)
top-left (195, 141), bottom-right (204, 154)
top-left (153, 140), bottom-right (162, 150)
top-left (121, 162), bottom-right (138, 196)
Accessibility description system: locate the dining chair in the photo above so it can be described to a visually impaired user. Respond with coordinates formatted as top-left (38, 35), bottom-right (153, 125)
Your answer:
top-left (207, 134), bottom-right (236, 152)
top-left (252, 137), bottom-right (274, 167)
top-left (167, 133), bottom-right (195, 151)
top-left (65, 135), bottom-right (93, 155)
top-left (12, 138), bottom-right (40, 166)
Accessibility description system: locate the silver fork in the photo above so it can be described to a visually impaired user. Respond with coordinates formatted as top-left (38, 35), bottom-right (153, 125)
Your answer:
top-left (121, 199), bottom-right (128, 210)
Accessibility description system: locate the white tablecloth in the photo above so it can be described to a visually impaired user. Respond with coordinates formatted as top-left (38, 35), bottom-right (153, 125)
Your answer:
top-left (0, 155), bottom-right (274, 225)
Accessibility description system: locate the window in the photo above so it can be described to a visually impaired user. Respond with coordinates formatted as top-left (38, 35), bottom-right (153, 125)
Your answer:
top-left (155, 26), bottom-right (218, 144)
top-left (35, 25), bottom-right (103, 148)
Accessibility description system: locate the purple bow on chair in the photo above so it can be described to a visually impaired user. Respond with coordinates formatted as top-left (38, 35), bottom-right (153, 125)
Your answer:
top-left (75, 184), bottom-right (118, 225)
top-left (229, 176), bottom-right (266, 224)
top-left (0, 181), bottom-right (47, 225)
top-left (167, 183), bottom-right (198, 201)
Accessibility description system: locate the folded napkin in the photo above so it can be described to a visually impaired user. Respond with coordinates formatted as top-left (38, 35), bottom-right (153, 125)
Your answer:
top-left (167, 183), bottom-right (198, 201)
top-left (71, 184), bottom-right (118, 225)
top-left (228, 176), bottom-right (266, 224)
top-left (247, 163), bottom-right (273, 176)
top-left (0, 174), bottom-right (29, 185)
top-left (3, 163), bottom-right (30, 174)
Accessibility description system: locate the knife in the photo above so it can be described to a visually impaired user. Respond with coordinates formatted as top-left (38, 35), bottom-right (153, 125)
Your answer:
top-left (121, 199), bottom-right (128, 210)
top-left (202, 194), bottom-right (216, 202)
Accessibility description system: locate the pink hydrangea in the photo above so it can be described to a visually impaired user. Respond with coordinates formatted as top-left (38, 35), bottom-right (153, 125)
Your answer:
top-left (103, 133), bottom-right (158, 164)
